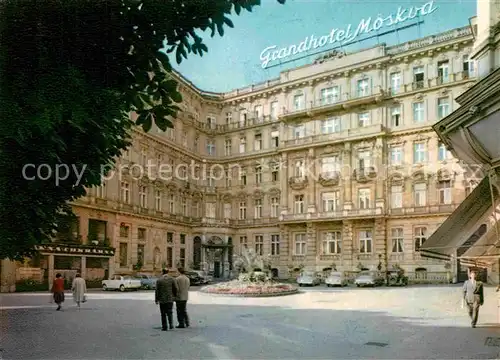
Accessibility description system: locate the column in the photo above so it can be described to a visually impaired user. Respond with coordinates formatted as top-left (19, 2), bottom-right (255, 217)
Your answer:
top-left (108, 256), bottom-right (115, 279)
top-left (48, 254), bottom-right (55, 290)
top-left (81, 256), bottom-right (87, 279)
top-left (306, 223), bottom-right (316, 268)
top-left (342, 221), bottom-right (354, 272)
top-left (280, 152), bottom-right (289, 216)
top-left (0, 260), bottom-right (17, 293)
top-left (224, 236), bottom-right (230, 278)
top-left (342, 143), bottom-right (353, 210)
top-left (375, 138), bottom-right (385, 211)
top-left (374, 219), bottom-right (387, 270)
top-left (80, 215), bottom-right (89, 244)
top-left (307, 148), bottom-right (316, 213)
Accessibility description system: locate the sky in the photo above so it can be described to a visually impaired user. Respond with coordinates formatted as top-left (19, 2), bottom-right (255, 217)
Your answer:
top-left (171, 0), bottom-right (476, 92)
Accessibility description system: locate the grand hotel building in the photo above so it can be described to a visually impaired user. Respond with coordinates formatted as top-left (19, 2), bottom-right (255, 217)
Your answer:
top-left (0, 25), bottom-right (481, 290)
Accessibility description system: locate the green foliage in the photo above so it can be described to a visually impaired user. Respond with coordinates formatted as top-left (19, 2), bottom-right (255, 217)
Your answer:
top-left (15, 279), bottom-right (49, 292)
top-left (0, 0), bottom-right (286, 260)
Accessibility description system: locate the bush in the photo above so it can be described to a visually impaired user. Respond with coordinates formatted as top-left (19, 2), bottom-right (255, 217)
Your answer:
top-left (86, 278), bottom-right (103, 289)
top-left (15, 279), bottom-right (48, 292)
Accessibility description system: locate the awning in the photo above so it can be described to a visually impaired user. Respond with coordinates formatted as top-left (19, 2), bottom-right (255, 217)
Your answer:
top-left (459, 220), bottom-right (500, 267)
top-left (420, 176), bottom-right (499, 262)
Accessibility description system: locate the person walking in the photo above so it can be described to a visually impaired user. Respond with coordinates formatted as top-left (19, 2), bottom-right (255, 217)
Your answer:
top-left (155, 269), bottom-right (178, 331)
top-left (175, 268), bottom-right (190, 328)
top-left (71, 273), bottom-right (87, 309)
top-left (51, 273), bottom-right (65, 311)
top-left (463, 268), bottom-right (484, 328)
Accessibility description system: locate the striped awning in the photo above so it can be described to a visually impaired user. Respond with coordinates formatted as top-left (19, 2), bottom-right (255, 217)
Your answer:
top-left (420, 176), bottom-right (500, 263)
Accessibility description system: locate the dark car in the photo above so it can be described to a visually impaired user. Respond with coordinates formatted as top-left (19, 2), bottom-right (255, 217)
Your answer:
top-left (185, 271), bottom-right (203, 286)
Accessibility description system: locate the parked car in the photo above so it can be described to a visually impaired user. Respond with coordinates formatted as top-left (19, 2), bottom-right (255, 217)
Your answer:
top-left (354, 271), bottom-right (385, 287)
top-left (297, 271), bottom-right (321, 287)
top-left (102, 275), bottom-right (142, 291)
top-left (325, 271), bottom-right (349, 287)
top-left (192, 270), bottom-right (213, 284)
top-left (185, 271), bottom-right (203, 286)
top-left (137, 274), bottom-right (158, 289)
top-left (386, 270), bottom-right (409, 286)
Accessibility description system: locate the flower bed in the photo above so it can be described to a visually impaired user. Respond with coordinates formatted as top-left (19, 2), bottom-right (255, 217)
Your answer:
top-left (200, 280), bottom-right (299, 297)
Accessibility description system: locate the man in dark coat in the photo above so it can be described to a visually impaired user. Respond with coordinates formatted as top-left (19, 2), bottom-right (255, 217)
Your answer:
top-left (463, 268), bottom-right (484, 328)
top-left (155, 269), bottom-right (178, 331)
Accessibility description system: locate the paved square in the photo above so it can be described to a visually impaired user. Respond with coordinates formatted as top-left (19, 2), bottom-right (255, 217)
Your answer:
top-left (1, 286), bottom-right (499, 359)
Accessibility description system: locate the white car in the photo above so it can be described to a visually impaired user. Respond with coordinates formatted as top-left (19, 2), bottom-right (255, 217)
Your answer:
top-left (297, 271), bottom-right (321, 287)
top-left (354, 271), bottom-right (385, 287)
top-left (102, 275), bottom-right (142, 292)
top-left (325, 272), bottom-right (349, 287)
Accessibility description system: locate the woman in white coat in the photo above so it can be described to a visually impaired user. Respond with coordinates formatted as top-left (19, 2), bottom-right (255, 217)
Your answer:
top-left (71, 273), bottom-right (87, 308)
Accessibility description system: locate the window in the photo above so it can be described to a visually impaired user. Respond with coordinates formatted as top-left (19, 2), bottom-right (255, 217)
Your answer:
top-left (239, 110), bottom-right (247, 127)
top-left (180, 234), bottom-right (186, 245)
top-left (137, 244), bottom-right (145, 265)
top-left (181, 131), bottom-right (188, 147)
top-left (254, 105), bottom-right (263, 121)
top-left (293, 94), bottom-right (304, 110)
top-left (239, 201), bottom-right (247, 220)
top-left (193, 136), bottom-right (199, 152)
top-left (294, 195), bottom-right (305, 214)
top-left (254, 199), bottom-right (262, 219)
top-left (438, 142), bottom-right (450, 161)
top-left (254, 134), bottom-right (262, 150)
top-left (240, 236), bottom-right (248, 253)
top-left (294, 160), bottom-right (305, 178)
top-left (294, 233), bottom-right (306, 255)
top-left (181, 197), bottom-right (187, 215)
top-left (207, 175), bottom-right (215, 187)
top-left (96, 183), bottom-right (106, 198)
top-left (168, 194), bottom-right (175, 213)
top-left (413, 66), bottom-right (424, 89)
top-left (270, 197), bottom-right (280, 217)
top-left (390, 72), bottom-right (401, 94)
top-left (206, 139), bottom-right (215, 156)
top-left (224, 203), bottom-right (232, 219)
top-left (119, 243), bottom-right (128, 267)
top-left (391, 185), bottom-right (403, 208)
top-left (413, 143), bottom-right (426, 163)
top-left (271, 235), bottom-right (280, 255)
top-left (271, 165), bottom-right (279, 182)
top-left (391, 228), bottom-right (404, 253)
top-left (358, 112), bottom-right (370, 127)
top-left (225, 170), bottom-right (231, 187)
top-left (437, 97), bottom-right (450, 119)
top-left (179, 248), bottom-right (185, 268)
top-left (414, 227), bottom-right (427, 250)
top-left (225, 112), bottom-right (232, 124)
top-left (462, 55), bottom-right (475, 78)
top-left (141, 147), bottom-right (148, 165)
top-left (320, 86), bottom-right (339, 104)
top-left (119, 225), bottom-right (129, 238)
top-left (239, 169), bottom-right (247, 185)
top-left (255, 166), bottom-right (262, 184)
top-left (321, 117), bottom-right (341, 133)
top-left (390, 105), bottom-right (402, 127)
top-left (255, 235), bottom-right (263, 255)
top-left (322, 231), bottom-right (342, 254)
top-left (438, 180), bottom-right (452, 204)
top-left (224, 139), bottom-right (232, 156)
top-left (321, 156), bottom-right (340, 176)
top-left (359, 230), bottom-right (372, 253)
top-left (166, 247), bottom-right (173, 268)
top-left (322, 191), bottom-right (340, 212)
top-left (390, 146), bottom-right (403, 165)
top-left (357, 78), bottom-right (369, 97)
top-left (270, 101), bottom-right (278, 120)
top-left (121, 182), bottom-right (130, 203)
top-left (358, 150), bottom-right (371, 169)
top-left (437, 60), bottom-right (449, 84)
top-left (206, 115), bottom-right (216, 129)
top-left (239, 137), bottom-right (246, 153)
top-left (358, 189), bottom-right (370, 209)
top-left (413, 102), bottom-right (425, 123)
top-left (156, 153), bottom-right (163, 169)
top-left (138, 228), bottom-right (146, 241)
top-left (154, 190), bottom-right (162, 211)
top-left (139, 186), bottom-right (147, 208)
top-left (192, 200), bottom-right (200, 218)
top-left (414, 183), bottom-right (427, 207)
top-left (271, 130), bottom-right (279, 148)
top-left (205, 202), bottom-right (216, 218)
top-left (293, 125), bottom-right (305, 139)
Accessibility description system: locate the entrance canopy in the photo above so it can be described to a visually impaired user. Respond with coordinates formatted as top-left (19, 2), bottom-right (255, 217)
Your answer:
top-left (420, 176), bottom-right (500, 266)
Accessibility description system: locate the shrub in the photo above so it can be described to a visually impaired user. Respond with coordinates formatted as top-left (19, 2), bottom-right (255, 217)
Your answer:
top-left (15, 279), bottom-right (48, 292)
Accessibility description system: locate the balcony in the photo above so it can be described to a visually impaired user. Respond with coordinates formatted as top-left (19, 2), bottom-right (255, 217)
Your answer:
top-left (284, 124), bottom-right (385, 148)
top-left (318, 172), bottom-right (340, 187)
top-left (353, 166), bottom-right (377, 183)
top-left (288, 176), bottom-right (308, 190)
top-left (387, 204), bottom-right (459, 216)
top-left (281, 207), bottom-right (383, 223)
top-left (387, 72), bottom-right (475, 98)
top-left (280, 87), bottom-right (386, 121)
top-left (230, 217), bottom-right (279, 227)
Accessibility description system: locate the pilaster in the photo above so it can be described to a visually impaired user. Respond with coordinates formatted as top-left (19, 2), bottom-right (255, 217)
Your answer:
top-left (81, 256), bottom-right (87, 279)
top-left (306, 222), bottom-right (317, 266)
top-left (342, 220), bottom-right (354, 270)
top-left (374, 218), bottom-right (387, 270)
top-left (79, 215), bottom-right (88, 244)
top-left (375, 138), bottom-right (385, 211)
top-left (342, 143), bottom-right (353, 209)
top-left (307, 148), bottom-right (316, 213)
top-left (280, 152), bottom-right (289, 215)
top-left (48, 254), bottom-right (55, 290)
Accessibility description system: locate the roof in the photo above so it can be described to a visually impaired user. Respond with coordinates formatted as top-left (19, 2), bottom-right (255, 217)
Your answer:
top-left (420, 175), bottom-right (500, 264)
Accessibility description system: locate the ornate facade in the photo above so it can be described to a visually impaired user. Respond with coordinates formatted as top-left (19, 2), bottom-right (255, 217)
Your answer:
top-left (1, 25), bottom-right (480, 291)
